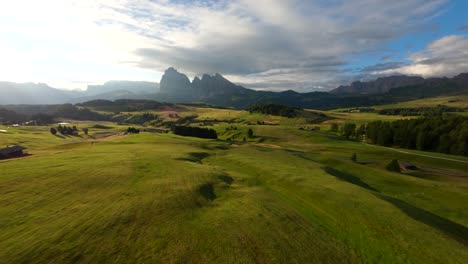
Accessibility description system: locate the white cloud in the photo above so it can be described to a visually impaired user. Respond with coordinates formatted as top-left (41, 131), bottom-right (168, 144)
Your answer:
top-left (0, 0), bottom-right (158, 89)
top-left (377, 35), bottom-right (468, 77)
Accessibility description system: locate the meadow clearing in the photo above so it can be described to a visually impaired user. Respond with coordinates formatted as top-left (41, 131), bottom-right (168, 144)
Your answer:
top-left (0, 107), bottom-right (467, 263)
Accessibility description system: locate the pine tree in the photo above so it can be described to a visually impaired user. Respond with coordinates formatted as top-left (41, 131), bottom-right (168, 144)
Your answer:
top-left (386, 159), bottom-right (401, 173)
top-left (247, 128), bottom-right (254, 138)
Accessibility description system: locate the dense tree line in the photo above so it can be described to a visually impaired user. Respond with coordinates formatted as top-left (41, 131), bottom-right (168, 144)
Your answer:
top-left (378, 106), bottom-right (464, 116)
top-left (0, 108), bottom-right (28, 124)
top-left (77, 99), bottom-right (175, 112)
top-left (247, 103), bottom-right (300, 118)
top-left (366, 116), bottom-right (468, 156)
top-left (173, 125), bottom-right (217, 139)
top-left (0, 109), bottom-right (55, 125)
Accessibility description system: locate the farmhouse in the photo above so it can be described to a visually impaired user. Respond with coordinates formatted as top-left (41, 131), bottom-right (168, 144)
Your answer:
top-left (0, 145), bottom-right (27, 160)
top-left (400, 162), bottom-right (418, 170)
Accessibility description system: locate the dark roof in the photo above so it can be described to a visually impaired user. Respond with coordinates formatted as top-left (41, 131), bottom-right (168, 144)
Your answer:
top-left (400, 162), bottom-right (417, 169)
top-left (0, 145), bottom-right (26, 155)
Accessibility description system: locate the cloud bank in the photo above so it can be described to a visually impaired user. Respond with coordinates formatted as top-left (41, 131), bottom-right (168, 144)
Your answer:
top-left (376, 35), bottom-right (468, 78)
top-left (2, 0), bottom-right (467, 91)
top-left (102, 0), bottom-right (457, 90)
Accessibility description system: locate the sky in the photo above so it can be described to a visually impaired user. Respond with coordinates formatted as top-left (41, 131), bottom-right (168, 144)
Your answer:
top-left (0, 0), bottom-right (467, 92)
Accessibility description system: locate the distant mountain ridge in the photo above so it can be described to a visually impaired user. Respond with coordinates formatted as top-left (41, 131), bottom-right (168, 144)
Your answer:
top-left (330, 73), bottom-right (468, 95)
top-left (0, 81), bottom-right (159, 105)
top-left (1, 69), bottom-right (468, 109)
top-left (86, 81), bottom-right (159, 96)
top-left (330, 76), bottom-right (426, 94)
top-left (0, 82), bottom-right (79, 105)
top-left (154, 68), bottom-right (468, 108)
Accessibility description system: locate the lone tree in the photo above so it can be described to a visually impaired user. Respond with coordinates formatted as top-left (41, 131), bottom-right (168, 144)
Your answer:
top-left (351, 153), bottom-right (357, 163)
top-left (386, 159), bottom-right (401, 173)
top-left (82, 128), bottom-right (89, 135)
top-left (330, 123), bottom-right (339, 132)
top-left (50, 127), bottom-right (57, 135)
top-left (247, 128), bottom-right (254, 138)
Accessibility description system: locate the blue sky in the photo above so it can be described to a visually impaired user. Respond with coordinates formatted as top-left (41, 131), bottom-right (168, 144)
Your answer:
top-left (0, 0), bottom-right (467, 91)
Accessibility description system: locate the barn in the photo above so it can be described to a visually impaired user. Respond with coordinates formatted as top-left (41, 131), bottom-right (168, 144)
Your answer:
top-left (0, 145), bottom-right (27, 159)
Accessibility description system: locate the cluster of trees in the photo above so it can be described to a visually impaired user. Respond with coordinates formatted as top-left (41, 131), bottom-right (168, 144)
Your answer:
top-left (127, 127), bottom-right (140, 134)
top-left (173, 125), bottom-right (218, 139)
top-left (366, 116), bottom-right (468, 156)
top-left (330, 123), bottom-right (365, 140)
top-left (113, 113), bottom-right (158, 125)
top-left (247, 103), bottom-right (300, 118)
top-left (51, 125), bottom-right (79, 136)
top-left (378, 106), bottom-right (464, 116)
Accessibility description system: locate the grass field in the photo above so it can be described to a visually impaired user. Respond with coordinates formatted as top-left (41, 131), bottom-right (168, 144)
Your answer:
top-left (1, 108), bottom-right (467, 263)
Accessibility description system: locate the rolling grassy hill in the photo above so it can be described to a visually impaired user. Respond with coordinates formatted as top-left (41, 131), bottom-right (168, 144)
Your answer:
top-left (0, 107), bottom-right (467, 263)
top-left (373, 94), bottom-right (468, 110)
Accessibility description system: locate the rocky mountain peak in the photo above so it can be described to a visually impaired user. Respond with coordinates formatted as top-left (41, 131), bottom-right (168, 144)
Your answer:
top-left (160, 67), bottom-right (191, 94)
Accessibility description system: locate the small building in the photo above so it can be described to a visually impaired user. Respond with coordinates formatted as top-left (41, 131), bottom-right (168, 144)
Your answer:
top-left (0, 145), bottom-right (27, 159)
top-left (400, 162), bottom-right (418, 170)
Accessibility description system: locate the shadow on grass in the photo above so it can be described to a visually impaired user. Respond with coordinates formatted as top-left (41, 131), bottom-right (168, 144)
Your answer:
top-left (218, 174), bottom-right (234, 185)
top-left (375, 193), bottom-right (468, 245)
top-left (322, 166), bottom-right (468, 245)
top-left (176, 152), bottom-right (210, 164)
top-left (198, 183), bottom-right (216, 201)
top-left (323, 166), bottom-right (378, 192)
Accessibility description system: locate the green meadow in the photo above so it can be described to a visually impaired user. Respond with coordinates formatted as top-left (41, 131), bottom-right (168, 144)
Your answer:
top-left (0, 108), bottom-right (467, 263)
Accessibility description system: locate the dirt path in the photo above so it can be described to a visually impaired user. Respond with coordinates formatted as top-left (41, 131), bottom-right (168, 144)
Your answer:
top-left (364, 143), bottom-right (468, 164)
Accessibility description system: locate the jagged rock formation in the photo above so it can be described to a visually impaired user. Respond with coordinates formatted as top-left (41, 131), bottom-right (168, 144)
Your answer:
top-left (159, 67), bottom-right (249, 101)
top-left (160, 67), bottom-right (191, 95)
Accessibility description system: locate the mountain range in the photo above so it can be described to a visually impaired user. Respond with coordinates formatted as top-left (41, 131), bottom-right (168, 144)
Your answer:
top-left (330, 76), bottom-right (426, 94)
top-left (0, 81), bottom-right (159, 105)
top-left (1, 68), bottom-right (467, 109)
top-left (154, 68), bottom-right (468, 109)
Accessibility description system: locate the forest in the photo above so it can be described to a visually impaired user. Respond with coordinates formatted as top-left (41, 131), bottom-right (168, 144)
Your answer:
top-left (366, 115), bottom-right (468, 156)
top-left (172, 125), bottom-right (218, 139)
top-left (247, 103), bottom-right (300, 117)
